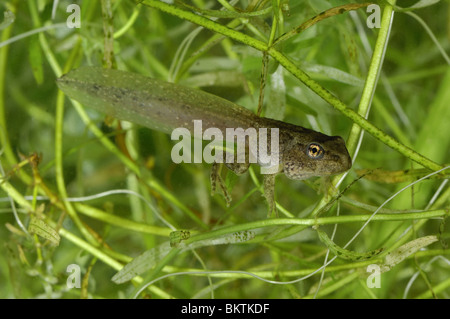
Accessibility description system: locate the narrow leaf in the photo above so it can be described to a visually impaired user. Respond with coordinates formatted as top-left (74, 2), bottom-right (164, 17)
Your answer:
top-left (29, 36), bottom-right (44, 85)
top-left (380, 235), bottom-right (438, 272)
top-left (112, 230), bottom-right (255, 283)
top-left (28, 217), bottom-right (60, 246)
top-left (170, 230), bottom-right (190, 247)
top-left (0, 10), bottom-right (15, 31)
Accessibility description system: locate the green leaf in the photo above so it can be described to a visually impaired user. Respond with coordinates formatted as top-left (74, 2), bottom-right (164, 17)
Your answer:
top-left (112, 242), bottom-right (172, 284)
top-left (28, 217), bottom-right (60, 246)
top-left (169, 230), bottom-right (190, 247)
top-left (180, 70), bottom-right (246, 88)
top-left (391, 0), bottom-right (441, 11)
top-left (112, 230), bottom-right (255, 283)
top-left (28, 36), bottom-right (44, 85)
top-left (265, 65), bottom-right (286, 121)
top-left (300, 62), bottom-right (364, 87)
top-left (409, 0), bottom-right (441, 9)
top-left (0, 10), bottom-right (15, 31)
top-left (380, 235), bottom-right (438, 272)
top-left (316, 228), bottom-right (383, 261)
top-left (182, 4), bottom-right (272, 18)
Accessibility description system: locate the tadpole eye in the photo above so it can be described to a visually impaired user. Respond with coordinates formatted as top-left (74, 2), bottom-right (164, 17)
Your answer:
top-left (307, 143), bottom-right (324, 159)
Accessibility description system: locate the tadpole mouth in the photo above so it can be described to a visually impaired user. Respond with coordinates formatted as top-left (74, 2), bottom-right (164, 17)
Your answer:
top-left (344, 152), bottom-right (352, 170)
top-left (334, 136), bottom-right (352, 171)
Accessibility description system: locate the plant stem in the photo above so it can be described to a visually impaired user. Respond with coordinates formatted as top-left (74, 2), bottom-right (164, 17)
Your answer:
top-left (185, 210), bottom-right (446, 245)
top-left (55, 90), bottom-right (98, 244)
top-left (0, 0), bottom-right (19, 168)
top-left (346, 4), bottom-right (394, 157)
top-left (74, 203), bottom-right (172, 237)
top-left (312, 3), bottom-right (396, 215)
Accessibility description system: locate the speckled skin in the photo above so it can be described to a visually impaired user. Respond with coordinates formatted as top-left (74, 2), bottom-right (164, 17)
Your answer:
top-left (57, 67), bottom-right (352, 215)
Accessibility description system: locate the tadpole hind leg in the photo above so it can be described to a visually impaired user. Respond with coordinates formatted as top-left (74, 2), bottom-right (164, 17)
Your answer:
top-left (210, 162), bottom-right (232, 206)
top-left (263, 173), bottom-right (278, 217)
top-left (210, 147), bottom-right (251, 208)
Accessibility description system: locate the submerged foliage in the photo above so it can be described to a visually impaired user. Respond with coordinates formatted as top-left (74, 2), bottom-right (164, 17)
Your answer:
top-left (0, 0), bottom-right (449, 299)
